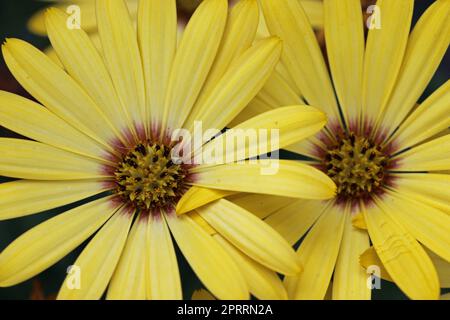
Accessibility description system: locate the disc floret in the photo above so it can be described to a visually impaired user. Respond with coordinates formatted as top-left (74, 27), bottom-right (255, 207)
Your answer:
top-left (323, 132), bottom-right (390, 202)
top-left (114, 142), bottom-right (188, 210)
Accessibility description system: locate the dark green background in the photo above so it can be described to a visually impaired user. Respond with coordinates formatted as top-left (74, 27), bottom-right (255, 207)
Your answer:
top-left (0, 0), bottom-right (448, 300)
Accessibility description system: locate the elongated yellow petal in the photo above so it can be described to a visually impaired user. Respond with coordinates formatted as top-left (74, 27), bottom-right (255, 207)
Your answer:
top-left (228, 95), bottom-right (274, 128)
top-left (395, 134), bottom-right (450, 171)
top-left (28, 0), bottom-right (139, 36)
top-left (197, 199), bottom-right (301, 275)
top-left (362, 0), bottom-right (413, 125)
top-left (284, 204), bottom-right (346, 299)
top-left (230, 68), bottom-right (304, 128)
top-left (254, 70), bottom-right (303, 110)
top-left (0, 180), bottom-right (107, 221)
top-left (58, 207), bottom-right (134, 300)
top-left (264, 199), bottom-right (327, 246)
top-left (300, 0), bottom-right (324, 28)
top-left (379, 0), bottom-right (450, 134)
top-left (359, 246), bottom-right (393, 282)
top-left (360, 246), bottom-right (450, 288)
top-left (163, 0), bottom-right (228, 134)
top-left (191, 160), bottom-right (336, 200)
top-left (332, 209), bottom-right (371, 300)
top-left (164, 211), bottom-right (249, 300)
top-left (198, 106), bottom-right (326, 164)
top-left (190, 0), bottom-right (260, 121)
top-left (96, 0), bottom-right (147, 133)
top-left (228, 193), bottom-right (293, 220)
top-left (214, 234), bottom-right (288, 300)
top-left (392, 173), bottom-right (450, 214)
top-left (107, 216), bottom-right (147, 300)
top-left (147, 212), bottom-right (182, 299)
top-left (0, 197), bottom-right (118, 287)
top-left (185, 37), bottom-right (282, 137)
top-left (324, 0), bottom-right (364, 126)
top-left (45, 8), bottom-right (133, 140)
top-left (363, 200), bottom-right (440, 300)
top-left (0, 91), bottom-right (108, 161)
top-left (138, 0), bottom-right (177, 130)
top-left (0, 138), bottom-right (106, 180)
top-left (260, 0), bottom-right (340, 122)
top-left (2, 39), bottom-right (118, 150)
top-left (284, 136), bottom-right (324, 161)
top-left (391, 80), bottom-right (450, 151)
top-left (176, 187), bottom-right (236, 215)
top-left (380, 191), bottom-right (450, 263)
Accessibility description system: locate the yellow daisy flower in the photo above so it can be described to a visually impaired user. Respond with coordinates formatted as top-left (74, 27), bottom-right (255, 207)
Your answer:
top-left (232, 0), bottom-right (450, 299)
top-left (0, 0), bottom-right (336, 300)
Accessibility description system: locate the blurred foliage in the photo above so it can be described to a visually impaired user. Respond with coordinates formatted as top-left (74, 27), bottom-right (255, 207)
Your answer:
top-left (0, 0), bottom-right (448, 300)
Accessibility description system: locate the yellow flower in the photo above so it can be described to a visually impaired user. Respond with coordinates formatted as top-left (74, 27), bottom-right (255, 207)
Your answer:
top-left (0, 0), bottom-right (335, 300)
top-left (232, 0), bottom-right (450, 300)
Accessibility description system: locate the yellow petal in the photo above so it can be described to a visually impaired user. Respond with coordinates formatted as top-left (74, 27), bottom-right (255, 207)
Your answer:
top-left (391, 80), bottom-right (450, 151)
top-left (214, 234), bottom-right (288, 300)
top-left (260, 0), bottom-right (340, 122)
top-left (300, 0), bottom-right (324, 28)
top-left (254, 70), bottom-right (303, 109)
top-left (228, 95), bottom-right (274, 128)
top-left (163, 0), bottom-right (228, 134)
top-left (2, 39), bottom-right (118, 151)
top-left (57, 207), bottom-right (134, 299)
top-left (352, 212), bottom-right (367, 230)
top-left (176, 187), bottom-right (236, 215)
top-left (284, 204), bottom-right (346, 299)
top-left (227, 193), bottom-right (293, 219)
top-left (395, 134), bottom-right (450, 171)
top-left (332, 209), bottom-right (371, 300)
top-left (185, 37), bottom-right (282, 137)
top-left (147, 212), bottom-right (182, 299)
top-left (96, 0), bottom-right (147, 133)
top-left (107, 216), bottom-right (147, 300)
top-left (0, 180), bottom-right (107, 221)
top-left (360, 246), bottom-right (450, 288)
top-left (164, 211), bottom-right (249, 300)
top-left (362, 0), bottom-right (414, 125)
top-left (45, 8), bottom-right (133, 140)
top-left (380, 190), bottom-right (450, 263)
top-left (197, 199), bottom-right (301, 275)
top-left (190, 0), bottom-right (260, 119)
top-left (0, 197), bottom-right (118, 287)
top-left (363, 199), bottom-right (440, 300)
top-left (0, 91), bottom-right (107, 161)
top-left (392, 173), bottom-right (450, 214)
top-left (379, 0), bottom-right (450, 134)
top-left (359, 246), bottom-right (393, 282)
top-left (198, 105), bottom-right (327, 164)
top-left (324, 0), bottom-right (364, 126)
top-left (138, 0), bottom-right (177, 130)
top-left (191, 160), bottom-right (336, 200)
top-left (0, 138), bottom-right (106, 180)
top-left (27, 0), bottom-right (139, 36)
top-left (264, 199), bottom-right (327, 246)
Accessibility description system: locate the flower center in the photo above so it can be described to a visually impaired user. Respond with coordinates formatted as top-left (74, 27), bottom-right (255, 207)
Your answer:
top-left (114, 142), bottom-right (188, 210)
top-left (323, 132), bottom-right (390, 202)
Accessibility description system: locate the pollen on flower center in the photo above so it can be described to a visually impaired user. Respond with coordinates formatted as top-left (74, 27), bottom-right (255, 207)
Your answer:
top-left (114, 142), bottom-right (189, 210)
top-left (323, 132), bottom-right (390, 202)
